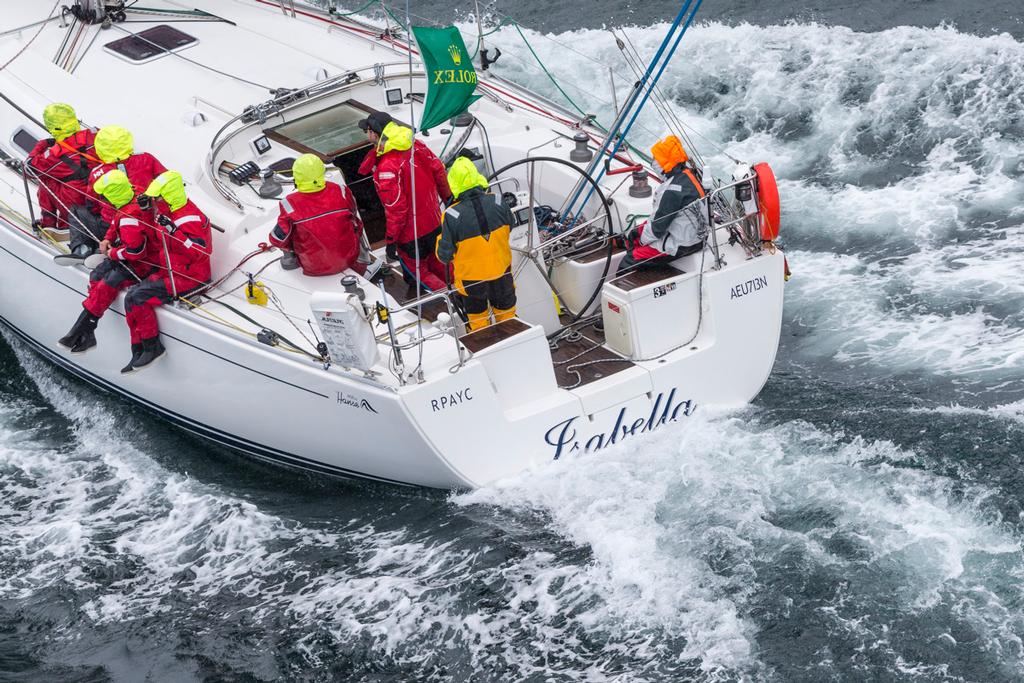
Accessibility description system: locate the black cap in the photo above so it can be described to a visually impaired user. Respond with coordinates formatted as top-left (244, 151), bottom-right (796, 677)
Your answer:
top-left (357, 111), bottom-right (393, 135)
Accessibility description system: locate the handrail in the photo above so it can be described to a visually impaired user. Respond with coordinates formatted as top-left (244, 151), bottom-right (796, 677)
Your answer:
top-left (206, 61), bottom-right (421, 210)
top-left (502, 171), bottom-right (762, 274)
top-left (378, 287), bottom-right (467, 382)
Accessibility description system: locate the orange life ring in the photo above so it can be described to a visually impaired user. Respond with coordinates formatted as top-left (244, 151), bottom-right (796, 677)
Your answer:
top-left (753, 162), bottom-right (781, 241)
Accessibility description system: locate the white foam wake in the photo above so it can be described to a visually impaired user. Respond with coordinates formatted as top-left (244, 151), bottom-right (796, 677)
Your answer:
top-left (786, 248), bottom-right (1024, 376)
top-left (458, 409), bottom-right (1024, 679)
top-left (477, 21), bottom-right (1024, 383)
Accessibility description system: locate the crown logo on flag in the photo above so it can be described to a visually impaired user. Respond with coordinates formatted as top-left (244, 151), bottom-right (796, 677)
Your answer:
top-left (448, 44), bottom-right (462, 65)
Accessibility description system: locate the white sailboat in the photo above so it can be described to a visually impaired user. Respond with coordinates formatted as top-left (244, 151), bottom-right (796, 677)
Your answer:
top-left (0, 0), bottom-right (786, 487)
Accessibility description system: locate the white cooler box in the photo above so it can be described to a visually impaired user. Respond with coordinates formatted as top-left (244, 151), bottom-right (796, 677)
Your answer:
top-left (601, 265), bottom-right (703, 359)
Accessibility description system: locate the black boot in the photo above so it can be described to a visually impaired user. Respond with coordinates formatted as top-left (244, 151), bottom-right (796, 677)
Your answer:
top-left (132, 337), bottom-right (165, 370)
top-left (59, 309), bottom-right (98, 350)
top-left (120, 343), bottom-right (144, 374)
top-left (70, 313), bottom-right (99, 353)
top-left (53, 244), bottom-right (94, 266)
top-left (280, 250), bottom-right (300, 271)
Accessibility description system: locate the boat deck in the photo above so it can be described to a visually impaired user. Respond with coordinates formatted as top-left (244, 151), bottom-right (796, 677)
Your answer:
top-left (378, 266), bottom-right (447, 322)
top-left (550, 317), bottom-right (634, 388)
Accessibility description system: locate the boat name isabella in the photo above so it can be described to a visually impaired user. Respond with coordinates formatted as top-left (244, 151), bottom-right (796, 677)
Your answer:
top-left (545, 388), bottom-right (696, 459)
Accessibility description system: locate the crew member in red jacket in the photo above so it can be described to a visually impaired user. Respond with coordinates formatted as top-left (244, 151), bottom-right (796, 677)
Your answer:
top-left (86, 125), bottom-right (167, 226)
top-left (26, 103), bottom-right (100, 255)
top-left (120, 171), bottom-right (213, 372)
top-left (357, 112), bottom-right (451, 292)
top-left (58, 170), bottom-right (160, 354)
top-left (270, 154), bottom-right (364, 277)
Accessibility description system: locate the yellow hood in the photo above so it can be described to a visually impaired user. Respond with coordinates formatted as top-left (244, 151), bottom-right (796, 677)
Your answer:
top-left (144, 171), bottom-right (188, 211)
top-left (292, 154), bottom-right (326, 193)
top-left (93, 169), bottom-right (134, 209)
top-left (94, 125), bottom-right (134, 164)
top-left (42, 103), bottom-right (80, 142)
top-left (447, 156), bottom-right (489, 199)
top-left (377, 121), bottom-right (412, 156)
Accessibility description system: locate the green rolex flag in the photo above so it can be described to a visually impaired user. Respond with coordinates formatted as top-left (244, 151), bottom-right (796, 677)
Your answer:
top-left (412, 25), bottom-right (481, 132)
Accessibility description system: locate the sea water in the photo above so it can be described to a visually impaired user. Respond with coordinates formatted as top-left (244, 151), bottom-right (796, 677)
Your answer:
top-left (3, 3), bottom-right (1024, 681)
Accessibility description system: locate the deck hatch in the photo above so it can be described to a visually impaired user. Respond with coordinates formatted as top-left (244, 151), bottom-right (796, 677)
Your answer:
top-left (104, 25), bottom-right (197, 64)
top-left (265, 101), bottom-right (380, 159)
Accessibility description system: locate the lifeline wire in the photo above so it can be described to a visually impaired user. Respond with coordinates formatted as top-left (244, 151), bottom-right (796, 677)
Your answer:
top-left (404, 0), bottom-right (426, 382)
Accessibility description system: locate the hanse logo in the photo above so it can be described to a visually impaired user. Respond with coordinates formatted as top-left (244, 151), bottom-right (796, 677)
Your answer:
top-left (337, 392), bottom-right (378, 413)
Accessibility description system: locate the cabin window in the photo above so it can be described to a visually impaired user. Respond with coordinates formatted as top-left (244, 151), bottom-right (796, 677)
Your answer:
top-left (11, 128), bottom-right (39, 155)
top-left (263, 101), bottom-right (409, 244)
top-left (104, 25), bottom-right (197, 64)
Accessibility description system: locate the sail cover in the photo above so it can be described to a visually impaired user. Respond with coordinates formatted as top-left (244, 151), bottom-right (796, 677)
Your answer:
top-left (411, 26), bottom-right (481, 131)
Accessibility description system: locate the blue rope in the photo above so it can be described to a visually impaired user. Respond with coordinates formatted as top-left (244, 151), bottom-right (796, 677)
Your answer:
top-left (561, 0), bottom-right (702, 219)
top-left (605, 0), bottom-right (705, 165)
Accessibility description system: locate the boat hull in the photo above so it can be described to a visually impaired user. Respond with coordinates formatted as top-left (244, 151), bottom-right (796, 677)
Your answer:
top-left (0, 210), bottom-right (784, 488)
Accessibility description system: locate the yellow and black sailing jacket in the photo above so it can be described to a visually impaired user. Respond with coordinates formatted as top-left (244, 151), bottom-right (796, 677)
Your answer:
top-left (436, 187), bottom-right (514, 293)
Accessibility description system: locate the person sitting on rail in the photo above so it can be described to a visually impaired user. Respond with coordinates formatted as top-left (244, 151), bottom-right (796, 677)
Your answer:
top-left (270, 154), bottom-right (366, 277)
top-left (60, 125), bottom-right (168, 262)
top-left (58, 170), bottom-right (161, 354)
top-left (617, 135), bottom-right (707, 275)
top-left (356, 111), bottom-right (452, 294)
top-left (26, 103), bottom-right (99, 257)
top-left (120, 171), bottom-right (213, 372)
top-left (436, 157), bottom-right (517, 331)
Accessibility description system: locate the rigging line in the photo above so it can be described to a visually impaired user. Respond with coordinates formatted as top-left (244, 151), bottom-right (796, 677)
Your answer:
top-left (560, 0), bottom-right (697, 216)
top-left (402, 0), bottom-right (426, 381)
top-left (605, 0), bottom-right (705, 163)
top-left (0, 14), bottom-right (64, 40)
top-left (182, 291), bottom-right (319, 359)
top-left (617, 33), bottom-right (701, 166)
top-left (53, 14), bottom-right (74, 63)
top-left (618, 29), bottom-right (704, 164)
top-left (70, 26), bottom-right (102, 74)
top-left (566, 0), bottom-right (703, 220)
top-left (0, 0), bottom-right (62, 72)
top-left (618, 28), bottom-right (740, 165)
top-left (107, 23), bottom-right (272, 90)
top-left (60, 21), bottom-right (85, 71)
top-left (616, 29), bottom-right (695, 157)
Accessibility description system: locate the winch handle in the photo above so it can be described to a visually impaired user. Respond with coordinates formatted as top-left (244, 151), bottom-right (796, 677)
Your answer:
top-left (605, 164), bottom-right (644, 176)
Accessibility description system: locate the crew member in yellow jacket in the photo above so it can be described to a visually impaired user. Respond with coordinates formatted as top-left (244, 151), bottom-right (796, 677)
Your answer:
top-left (436, 157), bottom-right (516, 331)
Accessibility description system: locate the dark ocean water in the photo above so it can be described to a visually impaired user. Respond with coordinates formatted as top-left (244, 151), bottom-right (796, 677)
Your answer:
top-left (4, 2), bottom-right (1024, 681)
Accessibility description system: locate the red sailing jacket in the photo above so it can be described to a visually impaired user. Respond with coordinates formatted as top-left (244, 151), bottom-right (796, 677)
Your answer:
top-left (270, 181), bottom-right (361, 277)
top-left (103, 202), bottom-right (159, 276)
top-left (27, 129), bottom-right (98, 227)
top-left (359, 140), bottom-right (451, 245)
top-left (88, 152), bottom-right (168, 223)
top-left (155, 199), bottom-right (213, 292)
